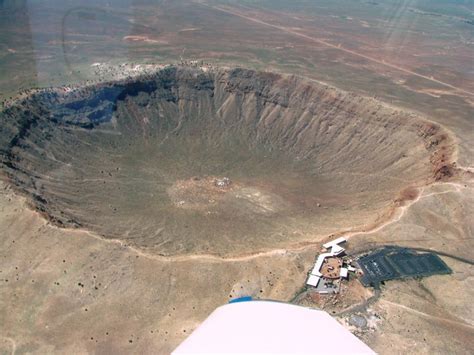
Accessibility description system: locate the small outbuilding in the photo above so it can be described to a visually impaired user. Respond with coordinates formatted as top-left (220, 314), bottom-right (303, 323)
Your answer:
top-left (340, 267), bottom-right (349, 279)
top-left (306, 274), bottom-right (321, 287)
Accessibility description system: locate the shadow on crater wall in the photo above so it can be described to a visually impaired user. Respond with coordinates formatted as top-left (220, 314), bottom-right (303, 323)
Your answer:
top-left (0, 66), bottom-right (455, 256)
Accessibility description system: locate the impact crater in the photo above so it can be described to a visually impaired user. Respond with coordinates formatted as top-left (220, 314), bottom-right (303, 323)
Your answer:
top-left (0, 66), bottom-right (455, 256)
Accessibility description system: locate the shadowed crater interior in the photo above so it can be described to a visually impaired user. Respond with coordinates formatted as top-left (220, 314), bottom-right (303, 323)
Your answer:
top-left (0, 66), bottom-right (454, 256)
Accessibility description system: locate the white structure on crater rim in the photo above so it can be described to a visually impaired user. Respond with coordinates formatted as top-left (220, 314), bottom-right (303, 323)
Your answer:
top-left (306, 237), bottom-right (354, 292)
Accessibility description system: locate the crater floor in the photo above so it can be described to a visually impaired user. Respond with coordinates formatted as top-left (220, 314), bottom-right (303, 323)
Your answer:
top-left (0, 66), bottom-right (454, 256)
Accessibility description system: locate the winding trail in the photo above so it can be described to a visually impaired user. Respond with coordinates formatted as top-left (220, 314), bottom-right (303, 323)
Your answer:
top-left (196, 2), bottom-right (473, 97)
top-left (380, 300), bottom-right (474, 330)
top-left (0, 337), bottom-right (16, 355)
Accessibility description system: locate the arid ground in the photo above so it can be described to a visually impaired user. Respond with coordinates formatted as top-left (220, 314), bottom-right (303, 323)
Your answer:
top-left (0, 0), bottom-right (473, 354)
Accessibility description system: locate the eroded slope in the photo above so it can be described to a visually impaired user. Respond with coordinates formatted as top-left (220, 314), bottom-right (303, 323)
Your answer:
top-left (0, 66), bottom-right (455, 256)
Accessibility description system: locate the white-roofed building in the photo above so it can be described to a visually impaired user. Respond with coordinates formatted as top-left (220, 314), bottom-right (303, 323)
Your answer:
top-left (331, 244), bottom-right (345, 256)
top-left (306, 274), bottom-right (320, 287)
top-left (307, 237), bottom-right (349, 292)
top-left (311, 252), bottom-right (332, 276)
top-left (340, 267), bottom-right (349, 279)
top-left (323, 236), bottom-right (347, 249)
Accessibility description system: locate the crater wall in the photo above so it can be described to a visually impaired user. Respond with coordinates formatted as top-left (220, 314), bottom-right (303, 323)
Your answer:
top-left (0, 66), bottom-right (455, 256)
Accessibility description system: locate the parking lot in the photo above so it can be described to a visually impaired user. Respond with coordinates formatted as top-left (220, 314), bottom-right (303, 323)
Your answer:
top-left (357, 247), bottom-right (452, 287)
